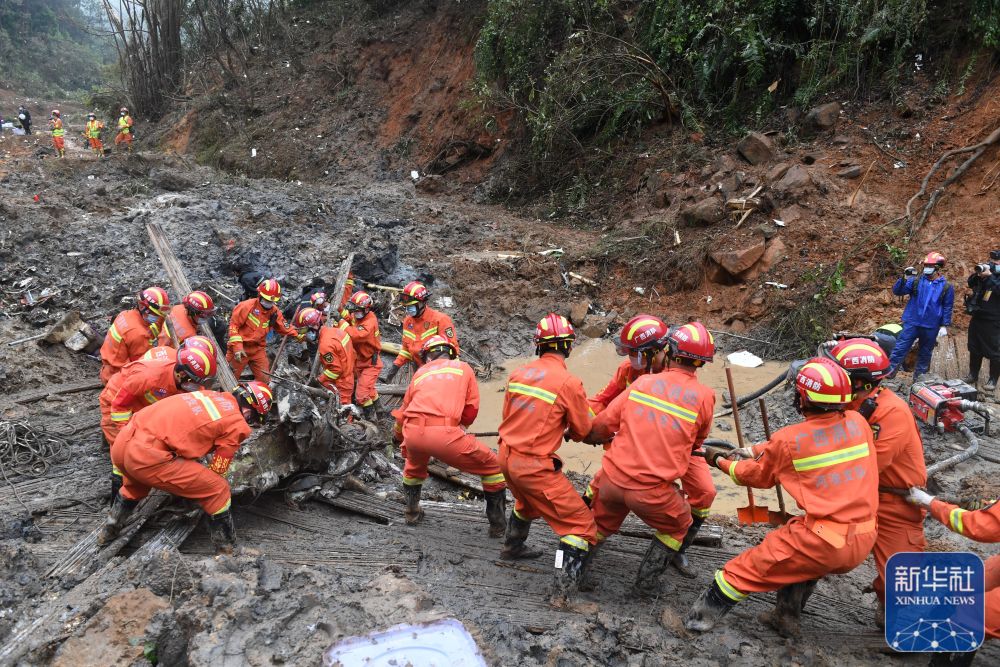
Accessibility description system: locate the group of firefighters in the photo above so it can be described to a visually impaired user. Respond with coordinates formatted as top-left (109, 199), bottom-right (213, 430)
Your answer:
top-left (45, 107), bottom-right (134, 159)
top-left (92, 269), bottom-right (997, 642)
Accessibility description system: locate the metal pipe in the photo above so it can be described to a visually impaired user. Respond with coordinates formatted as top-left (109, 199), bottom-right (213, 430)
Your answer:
top-left (926, 424), bottom-right (979, 476)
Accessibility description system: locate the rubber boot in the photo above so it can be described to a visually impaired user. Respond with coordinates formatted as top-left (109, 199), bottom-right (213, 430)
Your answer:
top-left (484, 489), bottom-right (507, 538)
top-left (685, 580), bottom-right (738, 632)
top-left (553, 543), bottom-right (591, 595)
top-left (499, 512), bottom-right (543, 560)
top-left (208, 510), bottom-right (237, 555)
top-left (670, 516), bottom-right (704, 579)
top-left (797, 578), bottom-right (818, 611)
top-left (362, 404), bottom-right (378, 421)
top-left (110, 473), bottom-right (123, 505)
top-left (633, 538), bottom-right (677, 597)
top-left (577, 541), bottom-right (602, 592)
top-left (759, 583), bottom-right (806, 638)
top-left (96, 494), bottom-right (138, 546)
top-left (403, 483), bottom-right (424, 525)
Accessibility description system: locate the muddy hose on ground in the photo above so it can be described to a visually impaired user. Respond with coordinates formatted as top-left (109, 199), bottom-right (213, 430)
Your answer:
top-left (715, 369), bottom-right (788, 418)
top-left (926, 424), bottom-right (979, 477)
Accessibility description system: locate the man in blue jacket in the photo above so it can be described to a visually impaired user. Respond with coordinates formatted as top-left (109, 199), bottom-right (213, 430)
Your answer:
top-left (886, 251), bottom-right (954, 381)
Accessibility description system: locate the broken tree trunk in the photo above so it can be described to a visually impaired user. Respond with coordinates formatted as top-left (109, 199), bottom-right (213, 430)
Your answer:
top-left (308, 253), bottom-right (355, 385)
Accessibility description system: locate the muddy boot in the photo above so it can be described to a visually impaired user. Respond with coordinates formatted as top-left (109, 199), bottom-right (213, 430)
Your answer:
top-left (577, 541), bottom-right (602, 592)
top-left (484, 489), bottom-right (507, 538)
top-left (670, 516), bottom-right (704, 579)
top-left (403, 483), bottom-right (424, 525)
top-left (633, 538), bottom-right (677, 597)
top-left (685, 579), bottom-right (738, 632)
top-left (96, 494), bottom-right (138, 546)
top-left (208, 510), bottom-right (237, 555)
top-left (109, 473), bottom-right (123, 505)
top-left (797, 578), bottom-right (818, 611)
top-left (758, 583), bottom-right (805, 638)
top-left (499, 512), bottom-right (543, 560)
top-left (553, 542), bottom-right (591, 595)
top-left (362, 404), bottom-right (378, 421)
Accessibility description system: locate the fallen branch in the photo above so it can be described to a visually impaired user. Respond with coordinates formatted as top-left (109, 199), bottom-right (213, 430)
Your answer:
top-left (849, 160), bottom-right (876, 208)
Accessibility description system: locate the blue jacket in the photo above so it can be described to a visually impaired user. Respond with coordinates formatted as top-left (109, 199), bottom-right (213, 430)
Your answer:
top-left (893, 275), bottom-right (954, 328)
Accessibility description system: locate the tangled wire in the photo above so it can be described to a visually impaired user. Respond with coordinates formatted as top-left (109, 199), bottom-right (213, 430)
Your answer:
top-left (0, 420), bottom-right (72, 478)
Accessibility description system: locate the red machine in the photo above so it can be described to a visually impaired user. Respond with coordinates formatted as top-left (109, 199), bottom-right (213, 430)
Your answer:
top-left (908, 379), bottom-right (979, 433)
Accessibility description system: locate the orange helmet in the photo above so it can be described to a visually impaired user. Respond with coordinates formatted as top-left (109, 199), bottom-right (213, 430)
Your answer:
top-left (257, 279), bottom-right (281, 303)
top-left (51, 109), bottom-right (60, 117)
top-left (138, 286), bottom-right (170, 317)
top-left (176, 347), bottom-right (216, 383)
top-left (534, 313), bottom-right (575, 355)
top-left (235, 381), bottom-right (273, 425)
top-left (347, 291), bottom-right (374, 313)
top-left (922, 251), bottom-right (946, 267)
top-left (420, 334), bottom-right (457, 361)
top-left (667, 322), bottom-right (715, 365)
top-left (294, 307), bottom-right (323, 330)
top-left (794, 357), bottom-right (853, 410)
top-left (181, 335), bottom-right (217, 358)
top-left (828, 338), bottom-right (890, 385)
top-left (617, 314), bottom-right (669, 355)
top-left (401, 281), bottom-right (430, 304)
top-left (182, 291), bottom-right (215, 319)
top-left (310, 291), bottom-right (328, 308)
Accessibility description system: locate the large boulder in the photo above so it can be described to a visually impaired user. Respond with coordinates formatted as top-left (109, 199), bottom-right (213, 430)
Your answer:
top-left (803, 102), bottom-right (841, 133)
top-left (710, 239), bottom-right (766, 277)
top-left (736, 132), bottom-right (774, 165)
top-left (772, 165), bottom-right (813, 195)
top-left (741, 237), bottom-right (787, 281)
top-left (679, 195), bottom-right (725, 227)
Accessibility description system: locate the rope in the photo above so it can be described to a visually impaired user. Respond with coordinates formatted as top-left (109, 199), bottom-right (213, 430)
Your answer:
top-left (0, 420), bottom-right (72, 478)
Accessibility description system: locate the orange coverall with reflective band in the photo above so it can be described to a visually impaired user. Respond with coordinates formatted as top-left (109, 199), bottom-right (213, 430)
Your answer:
top-left (587, 366), bottom-right (715, 547)
top-left (714, 410), bottom-right (879, 599)
top-left (929, 499), bottom-right (1000, 640)
top-left (588, 360), bottom-right (642, 415)
top-left (143, 346), bottom-right (178, 363)
top-left (159, 304), bottom-right (199, 346)
top-left (111, 391), bottom-right (249, 515)
top-left (395, 358), bottom-right (505, 492)
top-left (393, 307), bottom-right (460, 368)
top-left (226, 298), bottom-right (296, 382)
top-left (498, 352), bottom-right (597, 548)
top-left (317, 325), bottom-right (356, 403)
top-left (343, 311), bottom-right (383, 407)
top-left (99, 358), bottom-right (179, 447)
top-left (100, 309), bottom-right (161, 384)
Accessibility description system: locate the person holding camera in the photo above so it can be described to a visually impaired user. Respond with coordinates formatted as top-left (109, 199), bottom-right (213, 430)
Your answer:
top-left (964, 250), bottom-right (1000, 392)
top-left (885, 251), bottom-right (954, 382)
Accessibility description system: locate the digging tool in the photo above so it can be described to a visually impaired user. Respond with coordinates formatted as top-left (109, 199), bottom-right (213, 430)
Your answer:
top-left (758, 398), bottom-right (793, 524)
top-left (470, 431), bottom-right (498, 437)
top-left (725, 366), bottom-right (771, 524)
top-left (273, 304), bottom-right (301, 363)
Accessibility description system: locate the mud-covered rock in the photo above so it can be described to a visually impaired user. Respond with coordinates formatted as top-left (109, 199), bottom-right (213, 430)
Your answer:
top-left (736, 131), bottom-right (774, 165)
top-left (50, 589), bottom-right (168, 667)
top-left (679, 196), bottom-right (725, 227)
top-left (710, 240), bottom-right (765, 277)
top-left (149, 168), bottom-right (195, 192)
top-left (803, 101), bottom-right (841, 133)
top-left (772, 165), bottom-right (813, 195)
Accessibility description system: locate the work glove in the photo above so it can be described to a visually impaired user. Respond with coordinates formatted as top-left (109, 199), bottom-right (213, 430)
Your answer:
top-left (208, 452), bottom-right (233, 476)
top-left (234, 350), bottom-right (247, 362)
top-left (702, 446), bottom-right (731, 468)
top-left (937, 327), bottom-right (948, 338)
top-left (731, 446), bottom-right (755, 460)
top-left (906, 486), bottom-right (934, 508)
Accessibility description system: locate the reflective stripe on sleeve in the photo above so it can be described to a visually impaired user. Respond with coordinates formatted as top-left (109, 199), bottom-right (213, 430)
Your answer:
top-left (508, 382), bottom-right (557, 405)
top-left (191, 391), bottom-right (222, 421)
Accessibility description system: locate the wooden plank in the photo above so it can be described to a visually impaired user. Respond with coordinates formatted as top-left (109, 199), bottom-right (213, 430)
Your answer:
top-left (315, 489), bottom-right (396, 524)
top-left (0, 379), bottom-right (103, 410)
top-left (308, 253), bottom-right (355, 385)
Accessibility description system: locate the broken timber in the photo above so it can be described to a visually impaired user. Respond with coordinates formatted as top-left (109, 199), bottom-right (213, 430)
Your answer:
top-left (308, 252), bottom-right (355, 385)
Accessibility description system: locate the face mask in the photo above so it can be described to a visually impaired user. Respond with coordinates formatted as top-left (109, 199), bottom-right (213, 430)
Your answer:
top-left (922, 267), bottom-right (936, 276)
top-left (405, 305), bottom-right (419, 317)
top-left (180, 381), bottom-right (201, 392)
top-left (260, 300), bottom-right (274, 310)
top-left (306, 331), bottom-right (317, 343)
top-left (143, 312), bottom-right (160, 324)
top-left (628, 354), bottom-right (645, 370)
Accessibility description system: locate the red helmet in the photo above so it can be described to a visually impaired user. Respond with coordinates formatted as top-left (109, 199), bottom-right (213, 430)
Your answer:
top-left (138, 286), bottom-right (170, 317)
top-left (181, 335), bottom-right (217, 358)
top-left (176, 347), bottom-right (216, 382)
top-left (347, 291), bottom-right (374, 312)
top-left (182, 291), bottom-right (215, 318)
top-left (795, 357), bottom-right (853, 409)
top-left (257, 279), bottom-right (281, 303)
top-left (828, 338), bottom-right (890, 384)
top-left (534, 313), bottom-right (575, 352)
top-left (235, 381), bottom-right (273, 424)
top-left (617, 315), bottom-right (669, 355)
top-left (922, 251), bottom-right (946, 267)
top-left (294, 307), bottom-right (323, 330)
top-left (667, 322), bottom-right (715, 364)
top-left (51, 109), bottom-right (60, 117)
top-left (401, 281), bottom-right (430, 304)
top-left (310, 291), bottom-right (328, 308)
top-left (420, 334), bottom-right (457, 360)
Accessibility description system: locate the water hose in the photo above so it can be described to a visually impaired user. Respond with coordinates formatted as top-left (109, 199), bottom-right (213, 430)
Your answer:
top-left (715, 369), bottom-right (787, 418)
top-left (926, 423), bottom-right (979, 477)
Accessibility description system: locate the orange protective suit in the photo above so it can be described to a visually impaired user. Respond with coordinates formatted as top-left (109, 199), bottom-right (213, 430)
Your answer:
top-left (714, 410), bottom-right (879, 600)
top-left (100, 309), bottom-right (162, 384)
top-left (395, 358), bottom-right (505, 492)
top-left (929, 499), bottom-right (1000, 640)
top-left (393, 307), bottom-right (459, 369)
top-left (340, 272), bottom-right (355, 309)
top-left (498, 352), bottom-right (597, 550)
top-left (115, 114), bottom-right (133, 148)
top-left (343, 310), bottom-right (383, 407)
top-left (99, 358), bottom-right (180, 447)
top-left (143, 345), bottom-right (177, 362)
top-left (112, 391), bottom-right (249, 515)
top-left (85, 120), bottom-right (104, 155)
top-left (587, 366), bottom-right (715, 547)
top-left (317, 324), bottom-right (356, 403)
top-left (588, 360), bottom-right (642, 415)
top-left (226, 298), bottom-right (297, 382)
top-left (160, 304), bottom-right (199, 346)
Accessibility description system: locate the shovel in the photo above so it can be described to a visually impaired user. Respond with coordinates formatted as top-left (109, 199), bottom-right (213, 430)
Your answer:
top-left (725, 366), bottom-right (771, 525)
top-left (758, 398), bottom-right (794, 525)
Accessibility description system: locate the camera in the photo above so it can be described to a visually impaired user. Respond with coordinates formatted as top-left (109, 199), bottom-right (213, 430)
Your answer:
top-left (976, 263), bottom-right (991, 273)
top-left (904, 267), bottom-right (917, 277)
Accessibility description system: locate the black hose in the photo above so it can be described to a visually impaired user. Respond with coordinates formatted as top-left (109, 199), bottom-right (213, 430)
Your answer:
top-left (703, 438), bottom-right (737, 450)
top-left (715, 369), bottom-right (788, 418)
top-left (926, 424), bottom-right (979, 477)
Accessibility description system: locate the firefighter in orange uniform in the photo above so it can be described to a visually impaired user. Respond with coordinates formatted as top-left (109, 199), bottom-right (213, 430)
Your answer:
top-left (84, 112), bottom-right (104, 158)
top-left (296, 308), bottom-right (356, 403)
top-left (687, 357), bottom-right (879, 636)
top-left (583, 321), bottom-right (716, 593)
top-left (827, 338), bottom-right (927, 623)
top-left (393, 335), bottom-right (507, 535)
top-left (226, 279), bottom-right (300, 382)
top-left (143, 334), bottom-right (216, 364)
top-left (387, 281), bottom-right (460, 378)
top-left (99, 382), bottom-right (273, 554)
top-left (160, 290), bottom-right (215, 346)
top-left (497, 313), bottom-right (597, 593)
top-left (343, 291), bottom-right (384, 419)
top-left (907, 488), bottom-right (1000, 642)
top-left (100, 287), bottom-right (170, 384)
top-left (99, 347), bottom-right (216, 499)
top-left (49, 109), bottom-right (65, 158)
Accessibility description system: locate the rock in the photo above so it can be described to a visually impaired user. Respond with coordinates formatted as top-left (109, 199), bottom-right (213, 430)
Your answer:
top-left (803, 102), bottom-right (841, 133)
top-left (647, 171), bottom-right (672, 208)
top-left (710, 240), bottom-right (766, 277)
top-left (258, 558), bottom-right (284, 592)
top-left (568, 300), bottom-right (590, 327)
top-left (756, 222), bottom-right (776, 240)
top-left (580, 312), bottom-right (616, 338)
top-left (772, 165), bottom-right (813, 195)
top-left (766, 162), bottom-right (791, 183)
top-left (679, 195), bottom-right (725, 227)
top-left (778, 204), bottom-right (806, 224)
top-left (832, 134), bottom-right (850, 145)
top-left (51, 589), bottom-right (168, 667)
top-left (705, 259), bottom-right (736, 285)
top-left (836, 165), bottom-right (862, 179)
top-left (729, 319), bottom-right (747, 333)
top-left (414, 174), bottom-right (443, 194)
top-left (149, 168), bottom-right (194, 192)
top-left (714, 172), bottom-right (744, 200)
top-left (736, 131), bottom-right (774, 165)
top-left (742, 237), bottom-right (787, 280)
top-left (711, 155), bottom-right (737, 174)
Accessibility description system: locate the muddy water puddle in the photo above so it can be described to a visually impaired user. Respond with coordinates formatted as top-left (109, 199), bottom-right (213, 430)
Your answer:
top-left (474, 338), bottom-right (792, 516)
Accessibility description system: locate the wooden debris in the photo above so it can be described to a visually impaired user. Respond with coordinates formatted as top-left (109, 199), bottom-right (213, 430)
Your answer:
top-left (308, 253), bottom-right (355, 384)
top-left (568, 272), bottom-right (597, 287)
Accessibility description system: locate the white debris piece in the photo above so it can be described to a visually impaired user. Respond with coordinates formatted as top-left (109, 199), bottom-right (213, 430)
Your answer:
top-left (251, 148), bottom-right (257, 158)
top-left (727, 350), bottom-right (764, 368)
top-left (410, 170), bottom-right (420, 180)
top-left (634, 287), bottom-right (645, 296)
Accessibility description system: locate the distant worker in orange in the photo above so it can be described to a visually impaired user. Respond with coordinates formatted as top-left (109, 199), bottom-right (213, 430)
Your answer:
top-left (100, 286), bottom-right (170, 385)
top-left (84, 112), bottom-right (104, 158)
top-left (343, 291), bottom-right (384, 419)
top-left (497, 314), bottom-right (596, 594)
top-left (826, 338), bottom-right (926, 624)
top-left (907, 487), bottom-right (999, 642)
top-left (99, 382), bottom-right (273, 554)
top-left (296, 307), bottom-right (356, 404)
top-left (99, 347), bottom-right (217, 499)
top-left (687, 358), bottom-right (878, 637)
top-left (386, 281), bottom-right (459, 380)
top-left (226, 278), bottom-right (300, 382)
top-left (143, 334), bottom-right (216, 364)
top-left (583, 321), bottom-right (716, 594)
top-left (393, 335), bottom-right (507, 535)
top-left (49, 109), bottom-right (65, 158)
top-left (115, 107), bottom-right (134, 152)
top-left (160, 290), bottom-right (215, 347)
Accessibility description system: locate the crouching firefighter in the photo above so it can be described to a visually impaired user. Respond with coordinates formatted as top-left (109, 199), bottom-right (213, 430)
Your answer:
top-left (98, 382), bottom-right (273, 554)
top-left (686, 357), bottom-right (879, 636)
top-left (393, 335), bottom-right (507, 536)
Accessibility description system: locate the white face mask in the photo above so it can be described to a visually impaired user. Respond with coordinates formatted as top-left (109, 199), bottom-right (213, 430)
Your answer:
top-left (260, 300), bottom-right (274, 310)
top-left (143, 312), bottom-right (160, 324)
top-left (922, 267), bottom-right (936, 276)
top-left (628, 354), bottom-right (645, 370)
top-left (405, 305), bottom-right (419, 317)
top-left (180, 380), bottom-right (201, 392)
top-left (305, 331), bottom-right (317, 343)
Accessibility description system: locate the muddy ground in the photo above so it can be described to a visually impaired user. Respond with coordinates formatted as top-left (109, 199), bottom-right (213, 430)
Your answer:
top-left (2, 133), bottom-right (1000, 666)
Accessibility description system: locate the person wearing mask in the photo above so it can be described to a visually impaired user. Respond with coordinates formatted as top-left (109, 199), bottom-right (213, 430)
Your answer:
top-left (964, 250), bottom-right (1000, 392)
top-left (885, 252), bottom-right (954, 382)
